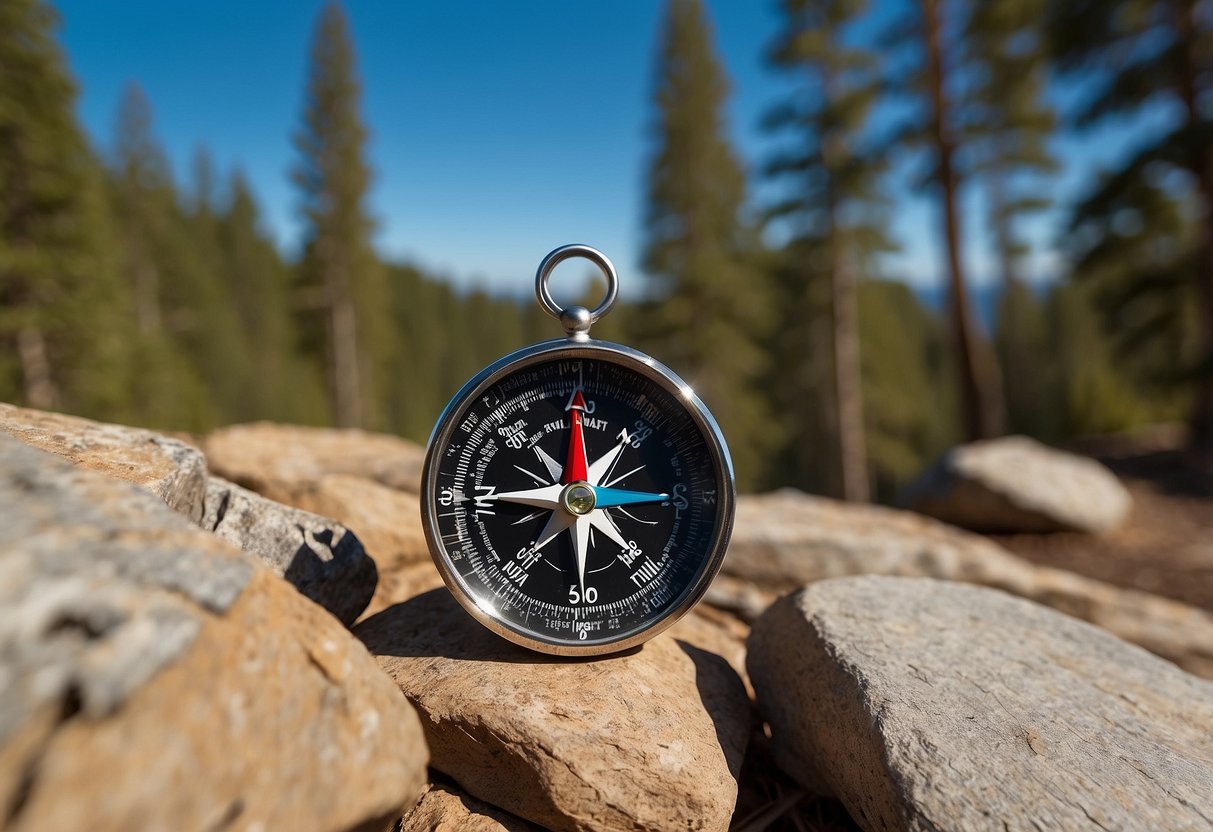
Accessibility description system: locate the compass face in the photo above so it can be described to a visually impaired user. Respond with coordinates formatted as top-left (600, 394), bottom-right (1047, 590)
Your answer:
top-left (421, 341), bottom-right (734, 655)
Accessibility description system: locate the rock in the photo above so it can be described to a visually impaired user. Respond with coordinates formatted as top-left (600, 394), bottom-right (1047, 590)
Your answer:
top-left (0, 402), bottom-right (208, 522)
top-left (399, 781), bottom-right (543, 832)
top-left (747, 576), bottom-right (1213, 831)
top-left (667, 608), bottom-right (752, 697)
top-left (264, 474), bottom-right (432, 617)
top-left (356, 590), bottom-right (750, 832)
top-left (0, 435), bottom-right (428, 831)
top-left (368, 560), bottom-right (447, 620)
top-left (205, 421), bottom-right (425, 495)
top-left (727, 490), bottom-right (1213, 677)
top-left (899, 435), bottom-right (1132, 533)
top-left (702, 573), bottom-right (776, 624)
top-left (201, 476), bottom-right (377, 626)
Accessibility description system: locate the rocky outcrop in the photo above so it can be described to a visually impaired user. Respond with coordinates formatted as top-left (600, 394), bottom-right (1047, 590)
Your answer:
top-left (356, 590), bottom-right (751, 832)
top-left (399, 781), bottom-right (543, 831)
top-left (747, 577), bottom-right (1213, 831)
top-left (0, 402), bottom-right (208, 522)
top-left (201, 476), bottom-right (377, 626)
top-left (264, 474), bottom-right (432, 617)
top-left (727, 490), bottom-right (1213, 677)
top-left (205, 421), bottom-right (425, 495)
top-left (0, 435), bottom-right (428, 831)
top-left (899, 435), bottom-right (1132, 533)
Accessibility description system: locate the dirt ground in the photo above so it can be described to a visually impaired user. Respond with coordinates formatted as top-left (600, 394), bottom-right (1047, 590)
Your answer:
top-left (993, 434), bottom-right (1213, 612)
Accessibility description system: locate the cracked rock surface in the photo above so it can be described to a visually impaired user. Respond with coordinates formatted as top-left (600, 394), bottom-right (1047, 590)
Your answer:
top-left (747, 576), bottom-right (1213, 831)
top-left (261, 473), bottom-right (432, 618)
top-left (0, 402), bottom-right (208, 522)
top-left (202, 475), bottom-right (377, 625)
top-left (0, 435), bottom-right (428, 831)
top-left (357, 589), bottom-right (750, 832)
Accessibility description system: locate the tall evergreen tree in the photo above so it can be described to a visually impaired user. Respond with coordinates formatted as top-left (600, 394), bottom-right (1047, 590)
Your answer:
top-left (292, 1), bottom-right (394, 429)
top-left (967, 0), bottom-right (1057, 436)
top-left (218, 169), bottom-right (327, 423)
top-left (885, 0), bottom-right (1004, 440)
top-left (108, 84), bottom-right (245, 429)
top-left (637, 0), bottom-right (772, 490)
top-left (0, 0), bottom-right (132, 419)
top-left (1050, 0), bottom-right (1213, 450)
top-left (764, 0), bottom-right (894, 501)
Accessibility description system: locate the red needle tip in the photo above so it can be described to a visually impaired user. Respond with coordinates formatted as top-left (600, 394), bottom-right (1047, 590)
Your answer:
top-left (565, 390), bottom-right (590, 484)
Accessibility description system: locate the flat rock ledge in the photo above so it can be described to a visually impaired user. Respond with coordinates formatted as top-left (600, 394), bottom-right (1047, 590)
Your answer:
top-left (0, 402), bottom-right (208, 522)
top-left (0, 435), bottom-right (428, 831)
top-left (727, 490), bottom-right (1213, 678)
top-left (357, 590), bottom-right (751, 832)
top-left (747, 576), bottom-right (1213, 831)
top-left (899, 434), bottom-right (1132, 533)
top-left (202, 475), bottom-right (378, 626)
top-left (205, 421), bottom-right (425, 495)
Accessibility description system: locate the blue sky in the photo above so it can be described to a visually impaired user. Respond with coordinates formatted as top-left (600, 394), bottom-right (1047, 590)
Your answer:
top-left (53, 0), bottom-right (1165, 297)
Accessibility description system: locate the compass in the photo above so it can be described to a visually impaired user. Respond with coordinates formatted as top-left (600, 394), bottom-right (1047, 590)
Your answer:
top-left (420, 244), bottom-right (735, 656)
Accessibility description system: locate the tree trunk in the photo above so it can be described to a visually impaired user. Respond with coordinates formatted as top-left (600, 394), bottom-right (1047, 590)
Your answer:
top-left (831, 248), bottom-right (870, 501)
top-left (17, 326), bottom-right (60, 410)
top-left (323, 241), bottom-right (364, 428)
top-left (989, 164), bottom-right (1028, 433)
top-left (1176, 0), bottom-right (1213, 453)
top-left (923, 0), bottom-right (1002, 441)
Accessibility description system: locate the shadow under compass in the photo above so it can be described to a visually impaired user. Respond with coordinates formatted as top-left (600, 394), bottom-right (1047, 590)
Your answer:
top-left (354, 589), bottom-right (643, 664)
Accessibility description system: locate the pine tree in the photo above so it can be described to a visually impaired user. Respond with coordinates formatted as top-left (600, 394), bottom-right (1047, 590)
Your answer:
top-left (764, 0), bottom-right (895, 501)
top-left (1050, 0), bottom-right (1213, 450)
top-left (108, 84), bottom-right (243, 430)
top-left (637, 0), bottom-right (772, 491)
top-left (967, 0), bottom-right (1057, 437)
top-left (218, 169), bottom-right (327, 423)
top-left (885, 0), bottom-right (1004, 440)
top-left (292, 1), bottom-right (394, 429)
top-left (859, 279), bottom-right (958, 496)
top-left (0, 0), bottom-right (133, 419)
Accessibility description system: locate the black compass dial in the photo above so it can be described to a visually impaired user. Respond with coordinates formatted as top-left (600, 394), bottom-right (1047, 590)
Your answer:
top-left (425, 351), bottom-right (728, 650)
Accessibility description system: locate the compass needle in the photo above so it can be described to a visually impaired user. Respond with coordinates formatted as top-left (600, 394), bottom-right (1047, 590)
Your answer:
top-left (420, 244), bottom-right (734, 656)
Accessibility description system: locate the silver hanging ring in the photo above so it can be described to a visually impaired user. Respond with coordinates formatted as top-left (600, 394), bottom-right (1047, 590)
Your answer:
top-left (535, 244), bottom-right (619, 339)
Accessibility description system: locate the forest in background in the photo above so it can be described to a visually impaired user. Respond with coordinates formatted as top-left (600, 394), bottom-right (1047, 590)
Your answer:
top-left (1, 0), bottom-right (1209, 499)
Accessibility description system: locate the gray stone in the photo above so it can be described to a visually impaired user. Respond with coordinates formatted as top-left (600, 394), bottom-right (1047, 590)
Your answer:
top-left (0, 402), bottom-right (209, 522)
top-left (899, 434), bottom-right (1132, 533)
top-left (357, 590), bottom-right (750, 832)
top-left (201, 476), bottom-right (377, 626)
top-left (747, 576), bottom-right (1213, 831)
top-left (726, 490), bottom-right (1213, 677)
top-left (0, 435), bottom-right (427, 831)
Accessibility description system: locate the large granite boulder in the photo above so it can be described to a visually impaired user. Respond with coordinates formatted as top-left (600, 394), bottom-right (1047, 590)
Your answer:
top-left (356, 590), bottom-right (750, 832)
top-left (0, 435), bottom-right (428, 831)
top-left (0, 402), bottom-right (207, 521)
top-left (727, 490), bottom-right (1213, 677)
top-left (748, 576), bottom-right (1213, 831)
top-left (899, 435), bottom-right (1132, 533)
top-left (205, 421), bottom-right (425, 495)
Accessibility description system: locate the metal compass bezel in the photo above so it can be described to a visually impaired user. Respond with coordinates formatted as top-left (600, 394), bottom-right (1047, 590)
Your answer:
top-left (419, 336), bottom-right (736, 657)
